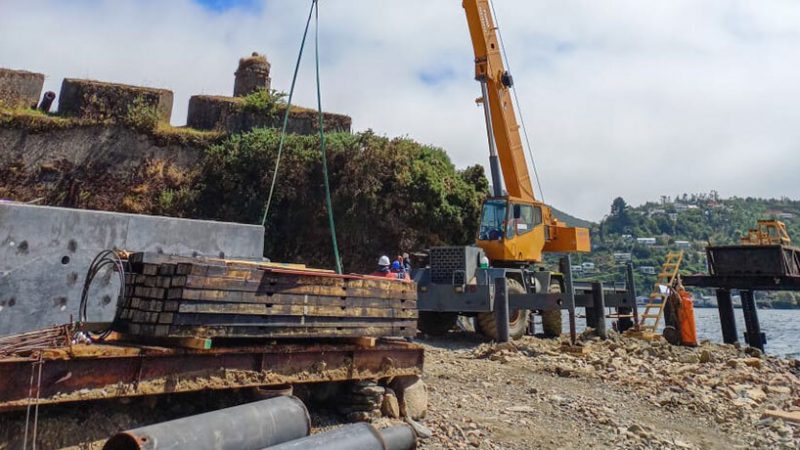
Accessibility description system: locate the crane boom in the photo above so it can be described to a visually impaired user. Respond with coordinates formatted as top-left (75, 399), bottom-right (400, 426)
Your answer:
top-left (462, 0), bottom-right (590, 263)
top-left (463, 0), bottom-right (535, 203)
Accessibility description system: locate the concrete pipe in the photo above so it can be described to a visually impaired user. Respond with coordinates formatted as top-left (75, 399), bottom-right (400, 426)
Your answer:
top-left (103, 396), bottom-right (310, 450)
top-left (262, 423), bottom-right (416, 450)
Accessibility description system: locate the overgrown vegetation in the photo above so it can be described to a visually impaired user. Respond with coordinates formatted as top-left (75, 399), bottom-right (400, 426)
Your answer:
top-left (190, 128), bottom-right (487, 271)
top-left (242, 88), bottom-right (287, 116)
top-left (0, 125), bottom-right (487, 273)
top-left (125, 97), bottom-right (161, 131)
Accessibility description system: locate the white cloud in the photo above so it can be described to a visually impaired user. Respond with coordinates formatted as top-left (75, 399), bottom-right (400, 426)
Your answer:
top-left (1, 0), bottom-right (799, 220)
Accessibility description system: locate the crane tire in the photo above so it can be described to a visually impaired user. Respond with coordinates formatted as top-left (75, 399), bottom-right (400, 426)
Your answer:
top-left (418, 311), bottom-right (459, 336)
top-left (477, 278), bottom-right (529, 340)
top-left (541, 282), bottom-right (563, 338)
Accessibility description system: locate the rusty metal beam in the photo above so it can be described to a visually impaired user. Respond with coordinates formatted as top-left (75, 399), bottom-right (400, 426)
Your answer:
top-left (0, 339), bottom-right (423, 412)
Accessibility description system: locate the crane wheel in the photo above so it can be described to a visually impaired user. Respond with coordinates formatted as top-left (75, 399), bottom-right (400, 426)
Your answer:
top-left (418, 311), bottom-right (459, 336)
top-left (476, 278), bottom-right (529, 340)
top-left (540, 281), bottom-right (563, 338)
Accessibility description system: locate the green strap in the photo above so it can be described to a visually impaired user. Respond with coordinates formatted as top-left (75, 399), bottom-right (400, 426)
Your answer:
top-left (261, 0), bottom-right (343, 274)
top-left (314, 0), bottom-right (343, 274)
top-left (260, 1), bottom-right (315, 227)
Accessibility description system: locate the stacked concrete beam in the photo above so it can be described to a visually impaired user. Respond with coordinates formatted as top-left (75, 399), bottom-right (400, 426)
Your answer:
top-left (0, 203), bottom-right (264, 336)
top-left (58, 78), bottom-right (173, 122)
top-left (0, 68), bottom-right (44, 109)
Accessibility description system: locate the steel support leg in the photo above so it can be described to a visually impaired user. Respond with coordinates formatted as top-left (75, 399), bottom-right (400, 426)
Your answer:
top-left (494, 277), bottom-right (510, 343)
top-left (592, 282), bottom-right (607, 339)
top-left (626, 262), bottom-right (639, 329)
top-left (560, 256), bottom-right (577, 345)
top-left (716, 288), bottom-right (738, 344)
top-left (740, 290), bottom-right (765, 351)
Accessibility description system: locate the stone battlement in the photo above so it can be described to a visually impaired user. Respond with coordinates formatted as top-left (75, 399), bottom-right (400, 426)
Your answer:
top-left (59, 78), bottom-right (173, 122)
top-left (0, 68), bottom-right (44, 109)
top-left (0, 52), bottom-right (351, 134)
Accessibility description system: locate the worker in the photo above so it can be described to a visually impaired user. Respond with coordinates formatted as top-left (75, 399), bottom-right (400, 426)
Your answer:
top-left (390, 260), bottom-right (411, 281)
top-left (402, 252), bottom-right (411, 272)
top-left (369, 255), bottom-right (392, 278)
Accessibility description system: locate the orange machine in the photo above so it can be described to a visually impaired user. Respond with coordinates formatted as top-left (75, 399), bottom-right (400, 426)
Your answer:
top-left (463, 0), bottom-right (590, 265)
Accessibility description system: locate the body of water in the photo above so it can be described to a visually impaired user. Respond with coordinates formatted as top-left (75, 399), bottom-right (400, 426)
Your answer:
top-left (558, 307), bottom-right (800, 359)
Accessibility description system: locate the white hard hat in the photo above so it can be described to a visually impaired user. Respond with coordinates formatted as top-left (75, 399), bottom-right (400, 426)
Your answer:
top-left (378, 255), bottom-right (391, 266)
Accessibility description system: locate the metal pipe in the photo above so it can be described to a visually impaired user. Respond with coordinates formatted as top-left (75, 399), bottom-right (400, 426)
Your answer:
top-left (103, 396), bottom-right (310, 450)
top-left (263, 423), bottom-right (416, 450)
top-left (715, 288), bottom-right (738, 344)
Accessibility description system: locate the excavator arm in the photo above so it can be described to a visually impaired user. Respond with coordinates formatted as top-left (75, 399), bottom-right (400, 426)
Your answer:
top-left (463, 0), bottom-right (590, 263)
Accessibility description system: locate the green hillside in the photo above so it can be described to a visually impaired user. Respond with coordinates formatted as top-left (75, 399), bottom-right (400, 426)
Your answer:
top-left (572, 192), bottom-right (800, 308)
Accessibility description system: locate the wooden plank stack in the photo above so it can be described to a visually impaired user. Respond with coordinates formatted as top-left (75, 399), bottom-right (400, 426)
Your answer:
top-left (114, 253), bottom-right (418, 341)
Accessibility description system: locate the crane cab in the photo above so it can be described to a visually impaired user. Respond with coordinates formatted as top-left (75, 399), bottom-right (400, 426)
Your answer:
top-left (476, 196), bottom-right (591, 265)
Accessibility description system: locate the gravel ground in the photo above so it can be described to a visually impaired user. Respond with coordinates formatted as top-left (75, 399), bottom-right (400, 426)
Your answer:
top-left (413, 330), bottom-right (800, 450)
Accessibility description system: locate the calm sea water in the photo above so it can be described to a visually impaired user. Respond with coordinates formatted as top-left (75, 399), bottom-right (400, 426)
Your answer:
top-left (558, 308), bottom-right (800, 359)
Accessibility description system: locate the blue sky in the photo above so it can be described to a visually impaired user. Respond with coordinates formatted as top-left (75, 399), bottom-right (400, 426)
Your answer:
top-left (194, 0), bottom-right (261, 13)
top-left (1, 0), bottom-right (799, 219)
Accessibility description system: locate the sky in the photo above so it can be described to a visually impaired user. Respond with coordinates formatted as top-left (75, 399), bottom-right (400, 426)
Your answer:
top-left (1, 0), bottom-right (799, 220)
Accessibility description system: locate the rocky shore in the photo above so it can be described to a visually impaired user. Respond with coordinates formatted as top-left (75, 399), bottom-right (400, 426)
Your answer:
top-left (414, 331), bottom-right (800, 449)
top-left (1, 331), bottom-right (797, 450)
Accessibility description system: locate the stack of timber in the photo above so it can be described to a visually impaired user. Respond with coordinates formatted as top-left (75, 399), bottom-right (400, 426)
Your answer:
top-left (114, 253), bottom-right (417, 341)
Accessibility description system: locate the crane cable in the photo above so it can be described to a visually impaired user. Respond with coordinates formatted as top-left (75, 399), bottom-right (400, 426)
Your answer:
top-left (260, 2), bottom-right (315, 228)
top-left (259, 0), bottom-right (343, 274)
top-left (313, 1), bottom-right (343, 274)
top-left (488, 0), bottom-right (546, 204)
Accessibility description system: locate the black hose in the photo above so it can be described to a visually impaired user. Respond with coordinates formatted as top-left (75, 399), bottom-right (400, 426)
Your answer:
top-left (78, 249), bottom-right (126, 341)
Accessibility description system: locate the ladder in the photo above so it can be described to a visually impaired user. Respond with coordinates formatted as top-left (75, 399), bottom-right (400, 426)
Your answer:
top-left (638, 251), bottom-right (683, 331)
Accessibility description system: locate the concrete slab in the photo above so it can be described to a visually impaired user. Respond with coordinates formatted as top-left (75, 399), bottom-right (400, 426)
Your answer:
top-left (0, 202), bottom-right (264, 335)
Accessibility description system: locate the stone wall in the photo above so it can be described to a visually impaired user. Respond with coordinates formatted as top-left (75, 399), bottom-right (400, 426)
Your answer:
top-left (0, 68), bottom-right (44, 108)
top-left (0, 123), bottom-right (206, 172)
top-left (187, 95), bottom-right (352, 134)
top-left (58, 78), bottom-right (173, 122)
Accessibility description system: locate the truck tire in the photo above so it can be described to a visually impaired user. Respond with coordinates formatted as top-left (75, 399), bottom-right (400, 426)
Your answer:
top-left (477, 278), bottom-right (529, 340)
top-left (541, 282), bottom-right (562, 338)
top-left (417, 311), bottom-right (459, 336)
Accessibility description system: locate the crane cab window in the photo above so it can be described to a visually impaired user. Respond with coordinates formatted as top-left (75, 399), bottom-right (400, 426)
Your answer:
top-left (511, 204), bottom-right (542, 236)
top-left (479, 200), bottom-right (507, 240)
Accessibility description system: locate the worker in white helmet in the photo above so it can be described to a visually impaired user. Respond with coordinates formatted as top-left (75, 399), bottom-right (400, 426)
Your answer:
top-left (369, 255), bottom-right (392, 278)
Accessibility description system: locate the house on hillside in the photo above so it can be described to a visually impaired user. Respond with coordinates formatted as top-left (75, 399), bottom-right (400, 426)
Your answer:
top-left (636, 237), bottom-right (657, 245)
top-left (675, 240), bottom-right (691, 249)
top-left (639, 266), bottom-right (656, 275)
top-left (581, 262), bottom-right (595, 273)
top-left (613, 252), bottom-right (632, 262)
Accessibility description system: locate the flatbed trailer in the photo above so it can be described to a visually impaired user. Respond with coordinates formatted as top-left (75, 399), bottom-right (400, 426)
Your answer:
top-left (0, 337), bottom-right (423, 413)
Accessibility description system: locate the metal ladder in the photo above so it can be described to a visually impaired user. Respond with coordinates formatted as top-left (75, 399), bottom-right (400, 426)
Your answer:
top-left (639, 251), bottom-right (684, 331)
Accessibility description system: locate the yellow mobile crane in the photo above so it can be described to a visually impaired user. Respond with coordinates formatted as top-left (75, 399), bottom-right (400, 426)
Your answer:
top-left (463, 0), bottom-right (590, 263)
top-left (414, 1), bottom-right (617, 341)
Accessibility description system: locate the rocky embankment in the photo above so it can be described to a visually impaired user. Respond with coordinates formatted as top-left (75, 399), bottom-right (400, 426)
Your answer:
top-left (416, 331), bottom-right (800, 450)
